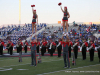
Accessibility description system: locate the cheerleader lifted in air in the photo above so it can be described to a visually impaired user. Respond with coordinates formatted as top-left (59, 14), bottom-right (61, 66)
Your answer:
top-left (31, 5), bottom-right (38, 34)
top-left (58, 3), bottom-right (70, 35)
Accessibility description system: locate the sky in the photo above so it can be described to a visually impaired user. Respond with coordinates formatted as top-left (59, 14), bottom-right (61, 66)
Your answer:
top-left (0, 0), bottom-right (100, 26)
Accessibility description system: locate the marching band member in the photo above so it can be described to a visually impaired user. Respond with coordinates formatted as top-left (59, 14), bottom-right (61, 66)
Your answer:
top-left (49, 40), bottom-right (56, 56)
top-left (47, 40), bottom-right (51, 53)
top-left (88, 41), bottom-right (95, 61)
top-left (73, 39), bottom-right (79, 59)
top-left (57, 38), bottom-right (62, 57)
top-left (81, 39), bottom-right (88, 60)
top-left (6, 40), bottom-right (10, 54)
top-left (41, 39), bottom-right (47, 56)
top-left (97, 41), bottom-right (100, 62)
top-left (0, 40), bottom-right (4, 55)
top-left (68, 40), bottom-right (73, 58)
top-left (18, 39), bottom-right (23, 62)
top-left (9, 41), bottom-right (14, 55)
top-left (24, 40), bottom-right (28, 53)
top-left (36, 40), bottom-right (40, 53)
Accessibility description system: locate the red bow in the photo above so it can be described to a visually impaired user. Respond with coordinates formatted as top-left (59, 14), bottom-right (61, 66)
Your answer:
top-left (64, 6), bottom-right (67, 9)
top-left (34, 10), bottom-right (36, 11)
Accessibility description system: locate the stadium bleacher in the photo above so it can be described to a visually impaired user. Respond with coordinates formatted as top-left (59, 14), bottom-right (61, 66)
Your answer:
top-left (0, 23), bottom-right (100, 49)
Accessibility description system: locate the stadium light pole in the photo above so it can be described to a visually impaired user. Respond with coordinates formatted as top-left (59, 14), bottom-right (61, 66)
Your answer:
top-left (19, 0), bottom-right (21, 25)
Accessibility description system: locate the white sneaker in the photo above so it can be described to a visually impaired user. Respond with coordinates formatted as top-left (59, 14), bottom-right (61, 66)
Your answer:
top-left (66, 32), bottom-right (69, 35)
top-left (64, 33), bottom-right (66, 36)
top-left (63, 32), bottom-right (65, 35)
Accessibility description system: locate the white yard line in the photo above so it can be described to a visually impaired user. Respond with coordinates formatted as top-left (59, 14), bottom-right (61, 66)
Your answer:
top-left (37, 64), bottom-right (100, 75)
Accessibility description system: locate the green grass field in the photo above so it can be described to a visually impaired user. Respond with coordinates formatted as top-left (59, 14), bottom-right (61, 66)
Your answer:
top-left (0, 52), bottom-right (100, 75)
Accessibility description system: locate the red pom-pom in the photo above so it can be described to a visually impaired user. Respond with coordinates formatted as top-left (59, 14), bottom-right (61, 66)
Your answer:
top-left (58, 2), bottom-right (62, 6)
top-left (31, 5), bottom-right (35, 7)
top-left (33, 5), bottom-right (35, 7)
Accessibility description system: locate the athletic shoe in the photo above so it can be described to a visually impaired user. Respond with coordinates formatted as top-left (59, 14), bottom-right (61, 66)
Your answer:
top-left (30, 65), bottom-right (34, 66)
top-left (35, 65), bottom-right (37, 67)
top-left (64, 66), bottom-right (67, 68)
top-left (64, 33), bottom-right (66, 36)
top-left (66, 32), bottom-right (69, 35)
top-left (68, 67), bottom-right (71, 68)
top-left (63, 32), bottom-right (65, 35)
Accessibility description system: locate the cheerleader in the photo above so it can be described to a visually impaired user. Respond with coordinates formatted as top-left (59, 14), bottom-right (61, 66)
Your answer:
top-left (60, 5), bottom-right (70, 35)
top-left (32, 6), bottom-right (38, 34)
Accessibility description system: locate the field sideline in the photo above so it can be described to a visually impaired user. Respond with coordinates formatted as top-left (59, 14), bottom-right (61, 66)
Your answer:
top-left (0, 53), bottom-right (100, 75)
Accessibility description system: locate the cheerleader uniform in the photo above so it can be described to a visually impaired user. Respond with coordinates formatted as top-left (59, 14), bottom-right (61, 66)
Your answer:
top-left (32, 14), bottom-right (37, 23)
top-left (62, 12), bottom-right (68, 21)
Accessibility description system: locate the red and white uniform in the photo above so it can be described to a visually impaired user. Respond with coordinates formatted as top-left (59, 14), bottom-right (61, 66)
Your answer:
top-left (42, 41), bottom-right (47, 46)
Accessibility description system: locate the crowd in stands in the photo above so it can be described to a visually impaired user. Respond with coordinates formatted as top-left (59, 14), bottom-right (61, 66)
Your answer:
top-left (0, 23), bottom-right (100, 48)
top-left (0, 23), bottom-right (47, 45)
